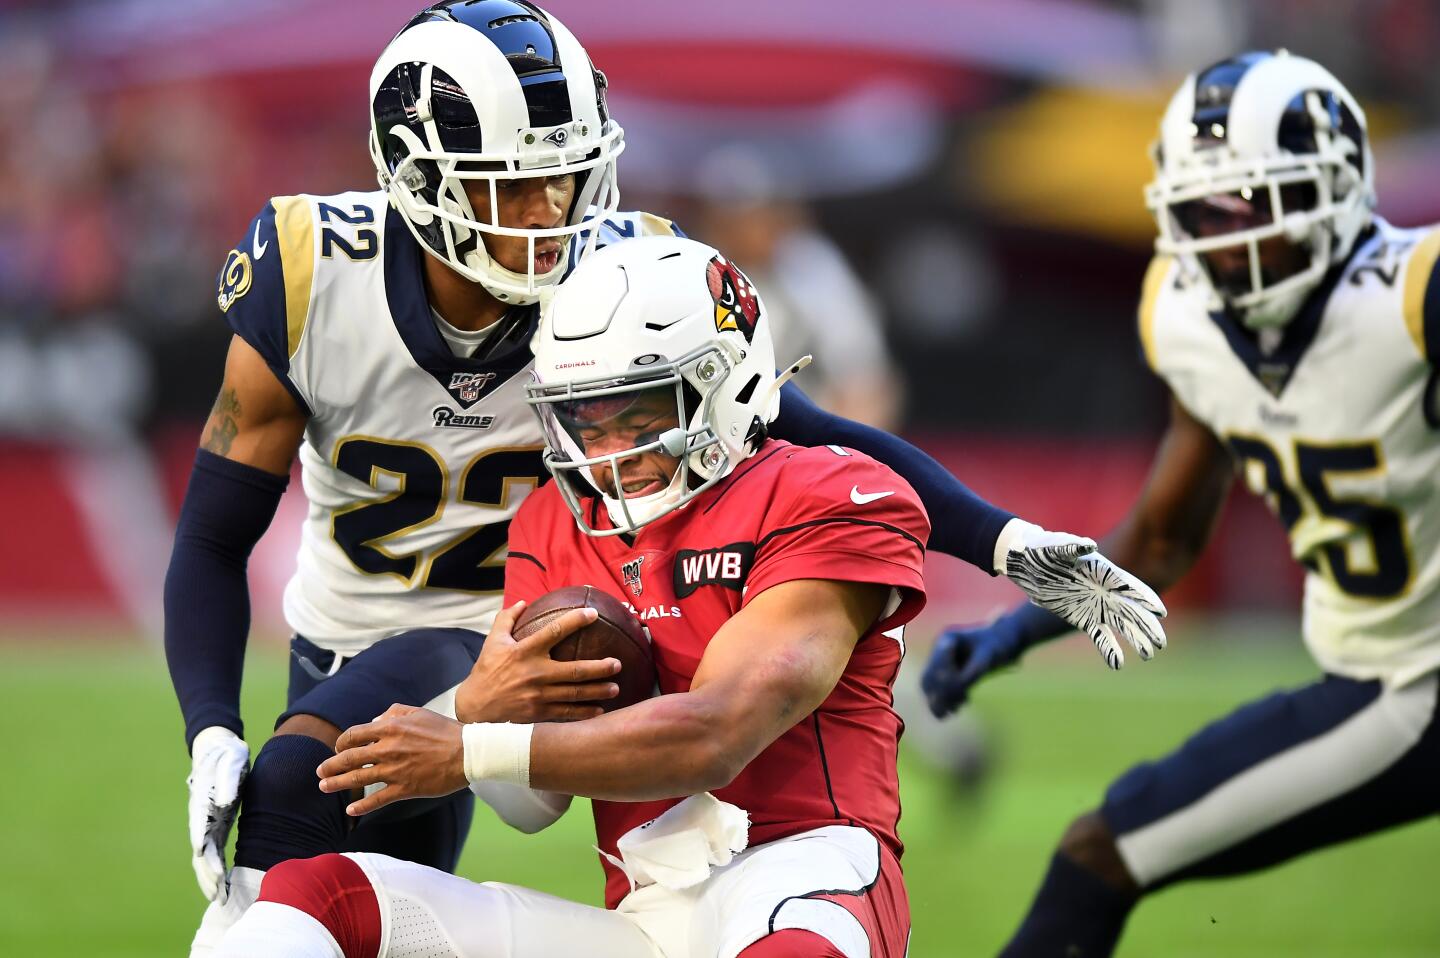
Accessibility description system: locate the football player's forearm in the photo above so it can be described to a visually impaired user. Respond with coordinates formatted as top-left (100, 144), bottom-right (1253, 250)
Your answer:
top-left (164, 449), bottom-right (287, 748)
top-left (528, 581), bottom-right (873, 800)
top-left (526, 692), bottom-right (765, 801)
top-left (1102, 394), bottom-right (1233, 593)
top-left (1098, 515), bottom-right (1202, 596)
top-left (206, 335), bottom-right (310, 474)
top-left (1096, 436), bottom-right (1233, 596)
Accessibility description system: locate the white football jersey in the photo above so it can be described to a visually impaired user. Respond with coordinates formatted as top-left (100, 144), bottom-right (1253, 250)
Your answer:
top-left (217, 190), bottom-right (684, 653)
top-left (1140, 217), bottom-right (1440, 685)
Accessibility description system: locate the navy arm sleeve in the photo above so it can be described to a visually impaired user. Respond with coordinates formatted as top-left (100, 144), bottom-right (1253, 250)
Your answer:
top-left (164, 449), bottom-right (288, 749)
top-left (769, 382), bottom-right (1015, 573)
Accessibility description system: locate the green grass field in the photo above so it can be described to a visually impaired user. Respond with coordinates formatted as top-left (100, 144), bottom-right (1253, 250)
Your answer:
top-left (3, 621), bottom-right (1436, 957)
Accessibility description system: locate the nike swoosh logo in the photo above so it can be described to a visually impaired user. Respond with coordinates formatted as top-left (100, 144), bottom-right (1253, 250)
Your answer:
top-left (850, 486), bottom-right (894, 505)
top-left (252, 221), bottom-right (269, 260)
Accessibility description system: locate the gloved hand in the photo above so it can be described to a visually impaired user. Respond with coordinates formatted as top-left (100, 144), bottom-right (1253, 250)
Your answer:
top-left (921, 618), bottom-right (1027, 719)
top-left (997, 519), bottom-right (1168, 670)
top-left (187, 725), bottom-right (250, 902)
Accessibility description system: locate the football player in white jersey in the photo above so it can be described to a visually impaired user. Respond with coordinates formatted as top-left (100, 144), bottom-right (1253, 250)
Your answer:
top-left (165, 1), bottom-right (1170, 954)
top-left (922, 50), bottom-right (1440, 956)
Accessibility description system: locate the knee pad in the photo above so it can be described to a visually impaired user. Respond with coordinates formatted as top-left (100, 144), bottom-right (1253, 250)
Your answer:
top-left (245, 734), bottom-right (340, 805)
top-left (234, 734), bottom-right (351, 871)
top-left (259, 855), bottom-right (382, 958)
top-left (737, 929), bottom-right (847, 958)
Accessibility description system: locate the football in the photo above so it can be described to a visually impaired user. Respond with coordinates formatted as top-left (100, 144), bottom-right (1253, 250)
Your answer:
top-left (513, 585), bottom-right (656, 712)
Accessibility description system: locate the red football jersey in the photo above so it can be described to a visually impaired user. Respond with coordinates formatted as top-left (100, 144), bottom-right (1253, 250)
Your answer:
top-left (504, 439), bottom-right (930, 908)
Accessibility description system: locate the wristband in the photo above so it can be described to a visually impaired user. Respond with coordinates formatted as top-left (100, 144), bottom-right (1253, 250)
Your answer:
top-left (462, 722), bottom-right (533, 787)
top-left (992, 518), bottom-right (1041, 576)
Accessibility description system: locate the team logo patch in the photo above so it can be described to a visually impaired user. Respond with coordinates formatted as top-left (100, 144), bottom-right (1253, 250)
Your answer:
top-left (621, 556), bottom-right (645, 598)
top-left (216, 249), bottom-right (253, 313)
top-left (706, 255), bottom-right (761, 343)
top-left (543, 128), bottom-right (569, 148)
top-left (673, 542), bottom-right (755, 598)
top-left (448, 371), bottom-right (497, 407)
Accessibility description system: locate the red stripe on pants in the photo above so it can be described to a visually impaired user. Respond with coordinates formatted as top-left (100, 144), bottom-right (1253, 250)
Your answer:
top-left (258, 854), bottom-right (383, 958)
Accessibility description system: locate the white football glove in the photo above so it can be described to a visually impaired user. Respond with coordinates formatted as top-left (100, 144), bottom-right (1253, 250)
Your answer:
top-left (996, 519), bottom-right (1168, 669)
top-left (187, 725), bottom-right (250, 902)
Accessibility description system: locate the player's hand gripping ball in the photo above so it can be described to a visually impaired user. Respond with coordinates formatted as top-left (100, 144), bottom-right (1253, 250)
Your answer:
top-left (514, 585), bottom-right (656, 712)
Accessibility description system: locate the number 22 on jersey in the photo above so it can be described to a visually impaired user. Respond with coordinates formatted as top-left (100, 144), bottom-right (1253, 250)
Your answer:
top-left (331, 439), bottom-right (545, 594)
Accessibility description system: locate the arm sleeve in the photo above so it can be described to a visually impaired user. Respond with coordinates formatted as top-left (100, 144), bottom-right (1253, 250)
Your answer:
top-left (769, 382), bottom-right (1014, 573)
top-left (164, 449), bottom-right (288, 749)
top-left (744, 449), bottom-right (931, 630)
top-left (468, 781), bottom-right (574, 834)
top-left (997, 601), bottom-right (1076, 654)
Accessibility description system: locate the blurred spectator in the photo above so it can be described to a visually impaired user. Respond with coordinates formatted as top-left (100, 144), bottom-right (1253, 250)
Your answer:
top-left (0, 21), bottom-right (174, 638)
top-left (692, 146), bottom-right (905, 430)
top-left (0, 22), bottom-right (155, 436)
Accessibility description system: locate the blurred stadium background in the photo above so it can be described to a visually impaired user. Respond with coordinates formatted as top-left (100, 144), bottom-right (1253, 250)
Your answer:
top-left (1, 0), bottom-right (1438, 955)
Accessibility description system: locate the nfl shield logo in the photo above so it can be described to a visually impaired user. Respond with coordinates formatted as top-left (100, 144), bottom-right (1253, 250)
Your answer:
top-left (449, 372), bottom-right (497, 406)
top-left (621, 556), bottom-right (645, 597)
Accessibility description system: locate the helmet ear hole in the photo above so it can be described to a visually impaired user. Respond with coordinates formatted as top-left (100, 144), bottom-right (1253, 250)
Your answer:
top-left (733, 373), bottom-right (761, 406)
top-left (382, 125), bottom-right (440, 223)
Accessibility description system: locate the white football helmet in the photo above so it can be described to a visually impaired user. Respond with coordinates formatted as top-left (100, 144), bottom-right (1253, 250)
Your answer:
top-left (528, 236), bottom-right (789, 536)
top-left (369, 1), bottom-right (624, 304)
top-left (1145, 50), bottom-right (1374, 328)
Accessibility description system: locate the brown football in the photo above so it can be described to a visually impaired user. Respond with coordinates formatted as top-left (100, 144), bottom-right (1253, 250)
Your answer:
top-left (513, 585), bottom-right (655, 712)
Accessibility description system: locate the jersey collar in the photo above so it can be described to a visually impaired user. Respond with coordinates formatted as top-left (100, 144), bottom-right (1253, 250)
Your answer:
top-left (384, 206), bottom-right (538, 409)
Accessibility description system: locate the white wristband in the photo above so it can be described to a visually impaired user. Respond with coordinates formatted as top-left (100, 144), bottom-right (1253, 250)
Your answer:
top-left (462, 722), bottom-right (534, 788)
top-left (993, 518), bottom-right (1040, 576)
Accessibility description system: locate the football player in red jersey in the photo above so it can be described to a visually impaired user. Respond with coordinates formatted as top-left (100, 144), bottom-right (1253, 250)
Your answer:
top-left (215, 236), bottom-right (929, 958)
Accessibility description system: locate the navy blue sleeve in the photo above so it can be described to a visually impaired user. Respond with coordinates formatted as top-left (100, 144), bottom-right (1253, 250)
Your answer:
top-left (164, 449), bottom-right (288, 749)
top-left (769, 382), bottom-right (1015, 573)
